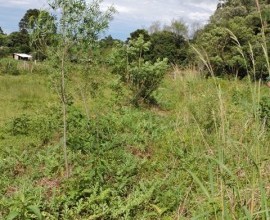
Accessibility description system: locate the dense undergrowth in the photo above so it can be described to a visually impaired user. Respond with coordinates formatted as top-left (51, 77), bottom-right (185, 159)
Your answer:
top-left (0, 60), bottom-right (270, 219)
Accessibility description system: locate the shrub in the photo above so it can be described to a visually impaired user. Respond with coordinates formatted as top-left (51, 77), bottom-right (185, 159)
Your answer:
top-left (110, 35), bottom-right (168, 105)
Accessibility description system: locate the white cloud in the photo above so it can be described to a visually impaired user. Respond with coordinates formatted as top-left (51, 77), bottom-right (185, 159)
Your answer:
top-left (0, 0), bottom-right (219, 38)
top-left (102, 0), bottom-right (218, 24)
top-left (0, 0), bottom-right (47, 9)
top-left (187, 12), bottom-right (213, 22)
top-left (103, 0), bottom-right (219, 38)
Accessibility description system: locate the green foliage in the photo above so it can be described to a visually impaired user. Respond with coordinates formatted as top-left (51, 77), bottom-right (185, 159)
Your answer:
top-left (259, 96), bottom-right (270, 127)
top-left (7, 30), bottom-right (31, 53)
top-left (0, 33), bottom-right (8, 46)
top-left (10, 114), bottom-right (31, 136)
top-left (100, 35), bottom-right (119, 48)
top-left (194, 1), bottom-right (270, 79)
top-left (56, 153), bottom-right (156, 219)
top-left (1, 63), bottom-right (270, 219)
top-left (26, 9), bottom-right (56, 59)
top-left (2, 1), bottom-right (270, 219)
top-left (148, 30), bottom-right (188, 65)
top-left (47, 0), bottom-right (115, 46)
top-left (111, 35), bottom-right (169, 104)
top-left (5, 194), bottom-right (42, 220)
top-left (5, 108), bottom-right (60, 144)
top-left (19, 9), bottom-right (40, 32)
top-left (0, 33), bottom-right (11, 58)
top-left (127, 29), bottom-right (151, 42)
top-left (125, 21), bottom-right (188, 66)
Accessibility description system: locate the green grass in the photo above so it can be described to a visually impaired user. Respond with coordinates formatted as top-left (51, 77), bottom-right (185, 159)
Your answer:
top-left (0, 74), bottom-right (57, 126)
top-left (0, 61), bottom-right (270, 219)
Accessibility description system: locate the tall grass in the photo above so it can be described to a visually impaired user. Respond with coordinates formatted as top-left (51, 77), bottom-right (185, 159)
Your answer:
top-left (189, 3), bottom-right (270, 217)
top-left (0, 74), bottom-right (57, 126)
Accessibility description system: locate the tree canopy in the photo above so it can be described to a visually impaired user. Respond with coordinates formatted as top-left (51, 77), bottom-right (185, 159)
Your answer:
top-left (193, 0), bottom-right (270, 78)
top-left (19, 9), bottom-right (40, 32)
top-left (126, 19), bottom-right (188, 66)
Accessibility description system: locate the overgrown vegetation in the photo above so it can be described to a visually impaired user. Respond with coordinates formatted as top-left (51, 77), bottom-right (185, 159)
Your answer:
top-left (1, 61), bottom-right (270, 218)
top-left (1, 0), bottom-right (270, 219)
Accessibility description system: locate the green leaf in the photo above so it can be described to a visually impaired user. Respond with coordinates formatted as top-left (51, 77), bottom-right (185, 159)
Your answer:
top-left (6, 211), bottom-right (19, 220)
top-left (150, 204), bottom-right (168, 215)
top-left (187, 170), bottom-right (210, 199)
top-left (242, 206), bottom-right (252, 220)
top-left (27, 205), bottom-right (42, 220)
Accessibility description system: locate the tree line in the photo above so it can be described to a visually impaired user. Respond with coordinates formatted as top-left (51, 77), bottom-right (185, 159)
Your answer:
top-left (1, 0), bottom-right (270, 79)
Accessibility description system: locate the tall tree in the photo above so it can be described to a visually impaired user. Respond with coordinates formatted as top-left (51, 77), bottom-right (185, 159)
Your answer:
top-left (19, 9), bottom-right (40, 32)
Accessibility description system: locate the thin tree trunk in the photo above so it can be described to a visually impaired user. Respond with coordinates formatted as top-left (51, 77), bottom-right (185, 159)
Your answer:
top-left (61, 47), bottom-right (69, 178)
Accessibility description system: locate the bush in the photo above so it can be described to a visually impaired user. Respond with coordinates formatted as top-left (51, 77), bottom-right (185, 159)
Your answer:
top-left (110, 35), bottom-right (168, 105)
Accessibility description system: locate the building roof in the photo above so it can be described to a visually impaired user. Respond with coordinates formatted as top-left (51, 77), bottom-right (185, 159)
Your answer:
top-left (13, 53), bottom-right (32, 58)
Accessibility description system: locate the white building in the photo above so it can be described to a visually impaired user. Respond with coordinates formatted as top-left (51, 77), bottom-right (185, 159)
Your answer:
top-left (13, 53), bottom-right (32, 61)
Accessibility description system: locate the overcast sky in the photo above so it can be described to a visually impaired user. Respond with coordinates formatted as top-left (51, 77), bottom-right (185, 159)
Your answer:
top-left (0, 0), bottom-right (219, 39)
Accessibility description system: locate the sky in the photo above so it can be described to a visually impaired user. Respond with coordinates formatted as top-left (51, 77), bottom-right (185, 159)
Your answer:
top-left (0, 0), bottom-right (219, 40)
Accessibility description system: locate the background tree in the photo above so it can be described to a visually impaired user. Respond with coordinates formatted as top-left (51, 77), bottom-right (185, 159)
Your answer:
top-left (194, 0), bottom-right (270, 78)
top-left (0, 27), bottom-right (9, 58)
top-left (148, 30), bottom-right (188, 65)
top-left (140, 19), bottom-right (189, 65)
top-left (148, 21), bottom-right (162, 34)
top-left (0, 27), bottom-right (6, 46)
top-left (8, 30), bottom-right (30, 53)
top-left (190, 21), bottom-right (204, 39)
top-left (0, 27), bottom-right (4, 35)
top-left (100, 35), bottom-right (115, 48)
top-left (164, 19), bottom-right (188, 39)
top-left (127, 21), bottom-right (188, 66)
top-left (19, 9), bottom-right (40, 32)
top-left (127, 29), bottom-right (151, 42)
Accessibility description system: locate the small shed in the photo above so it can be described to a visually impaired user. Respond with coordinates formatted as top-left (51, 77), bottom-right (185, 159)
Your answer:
top-left (13, 53), bottom-right (32, 61)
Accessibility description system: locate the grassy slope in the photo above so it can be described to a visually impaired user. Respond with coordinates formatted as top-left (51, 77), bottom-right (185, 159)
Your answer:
top-left (0, 65), bottom-right (270, 219)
